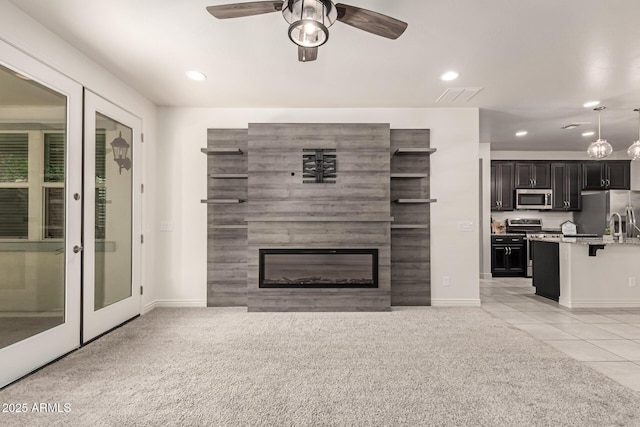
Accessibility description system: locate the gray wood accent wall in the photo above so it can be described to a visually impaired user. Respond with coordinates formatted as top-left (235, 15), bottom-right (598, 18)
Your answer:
top-left (206, 129), bottom-right (248, 307)
top-left (246, 123), bottom-right (391, 311)
top-left (206, 125), bottom-right (432, 310)
top-left (390, 129), bottom-right (432, 305)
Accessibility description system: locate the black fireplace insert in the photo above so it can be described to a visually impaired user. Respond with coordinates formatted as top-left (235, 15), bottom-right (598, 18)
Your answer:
top-left (259, 249), bottom-right (378, 288)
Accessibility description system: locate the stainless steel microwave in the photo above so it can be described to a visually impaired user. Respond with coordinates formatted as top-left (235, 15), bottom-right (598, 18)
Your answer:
top-left (515, 188), bottom-right (553, 210)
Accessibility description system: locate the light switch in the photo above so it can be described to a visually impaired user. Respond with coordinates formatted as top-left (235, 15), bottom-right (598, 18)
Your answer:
top-left (457, 221), bottom-right (474, 232)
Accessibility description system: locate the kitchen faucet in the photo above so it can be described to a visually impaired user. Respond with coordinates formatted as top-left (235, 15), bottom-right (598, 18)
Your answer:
top-left (611, 212), bottom-right (623, 243)
top-left (626, 205), bottom-right (639, 238)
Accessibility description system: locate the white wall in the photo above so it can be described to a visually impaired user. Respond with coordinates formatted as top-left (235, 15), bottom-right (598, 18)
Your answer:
top-left (479, 143), bottom-right (491, 278)
top-left (156, 107), bottom-right (481, 307)
top-left (0, 0), bottom-right (158, 310)
top-left (492, 150), bottom-right (632, 161)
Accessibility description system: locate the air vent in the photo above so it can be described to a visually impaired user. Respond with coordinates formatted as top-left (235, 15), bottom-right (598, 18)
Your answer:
top-left (436, 87), bottom-right (483, 103)
top-left (561, 122), bottom-right (590, 130)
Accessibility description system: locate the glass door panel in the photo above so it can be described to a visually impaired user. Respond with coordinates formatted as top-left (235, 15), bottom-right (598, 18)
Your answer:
top-left (94, 113), bottom-right (133, 310)
top-left (0, 41), bottom-right (82, 388)
top-left (83, 91), bottom-right (141, 343)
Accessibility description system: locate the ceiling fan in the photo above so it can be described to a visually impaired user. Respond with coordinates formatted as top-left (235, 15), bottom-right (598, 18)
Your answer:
top-left (206, 0), bottom-right (408, 62)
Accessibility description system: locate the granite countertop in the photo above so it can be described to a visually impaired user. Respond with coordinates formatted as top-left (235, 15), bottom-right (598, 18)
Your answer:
top-left (491, 233), bottom-right (526, 237)
top-left (528, 236), bottom-right (640, 246)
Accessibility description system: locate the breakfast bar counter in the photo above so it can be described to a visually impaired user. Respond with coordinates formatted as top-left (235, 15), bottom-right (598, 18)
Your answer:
top-left (530, 236), bottom-right (640, 308)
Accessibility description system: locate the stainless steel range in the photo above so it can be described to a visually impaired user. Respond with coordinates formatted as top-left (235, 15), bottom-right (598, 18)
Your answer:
top-left (505, 218), bottom-right (561, 277)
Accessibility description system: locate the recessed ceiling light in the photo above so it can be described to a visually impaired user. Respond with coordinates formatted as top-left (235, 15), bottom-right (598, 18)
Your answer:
top-left (440, 71), bottom-right (459, 81)
top-left (583, 101), bottom-right (600, 108)
top-left (186, 70), bottom-right (207, 81)
top-left (515, 131), bottom-right (528, 137)
top-left (582, 131), bottom-right (595, 137)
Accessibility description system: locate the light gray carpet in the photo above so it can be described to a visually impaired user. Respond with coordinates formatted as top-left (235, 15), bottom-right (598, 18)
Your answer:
top-left (2, 307), bottom-right (640, 426)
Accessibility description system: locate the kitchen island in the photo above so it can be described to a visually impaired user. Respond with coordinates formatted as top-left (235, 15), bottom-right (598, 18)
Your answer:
top-left (530, 236), bottom-right (640, 308)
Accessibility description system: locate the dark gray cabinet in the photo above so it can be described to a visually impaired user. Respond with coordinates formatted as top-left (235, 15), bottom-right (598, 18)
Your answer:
top-left (551, 162), bottom-right (581, 211)
top-left (491, 235), bottom-right (526, 277)
top-left (515, 162), bottom-right (551, 189)
top-left (531, 240), bottom-right (560, 301)
top-left (582, 161), bottom-right (630, 190)
top-left (491, 162), bottom-right (514, 211)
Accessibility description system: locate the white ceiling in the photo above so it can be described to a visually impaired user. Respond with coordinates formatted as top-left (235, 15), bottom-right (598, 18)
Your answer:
top-left (8, 0), bottom-right (640, 151)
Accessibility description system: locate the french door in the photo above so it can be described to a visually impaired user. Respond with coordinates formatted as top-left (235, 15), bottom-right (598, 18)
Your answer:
top-left (82, 91), bottom-right (141, 343)
top-left (0, 40), bottom-right (82, 388)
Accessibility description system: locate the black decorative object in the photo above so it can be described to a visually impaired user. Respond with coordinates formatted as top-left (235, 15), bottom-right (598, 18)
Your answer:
top-left (303, 148), bottom-right (336, 183)
top-left (110, 131), bottom-right (131, 175)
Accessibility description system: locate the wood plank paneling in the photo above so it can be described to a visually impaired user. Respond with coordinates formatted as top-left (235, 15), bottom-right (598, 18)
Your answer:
top-left (246, 123), bottom-right (391, 311)
top-left (206, 129), bottom-right (249, 307)
top-left (390, 129), bottom-right (432, 306)
top-left (206, 125), bottom-right (431, 310)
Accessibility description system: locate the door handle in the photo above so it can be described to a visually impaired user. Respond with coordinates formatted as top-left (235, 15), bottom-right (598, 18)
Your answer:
top-left (606, 179), bottom-right (611, 187)
top-left (601, 179), bottom-right (605, 187)
top-left (73, 245), bottom-right (83, 253)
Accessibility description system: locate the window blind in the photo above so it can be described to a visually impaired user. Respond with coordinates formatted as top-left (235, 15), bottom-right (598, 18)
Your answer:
top-left (0, 133), bottom-right (28, 182)
top-left (0, 188), bottom-right (29, 238)
top-left (44, 133), bottom-right (64, 182)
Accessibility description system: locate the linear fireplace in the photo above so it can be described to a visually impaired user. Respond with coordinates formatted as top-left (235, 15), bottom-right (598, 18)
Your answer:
top-left (259, 249), bottom-right (378, 288)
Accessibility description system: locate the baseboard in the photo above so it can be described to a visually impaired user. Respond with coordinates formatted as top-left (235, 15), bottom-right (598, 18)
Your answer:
top-left (479, 273), bottom-right (492, 279)
top-left (559, 299), bottom-right (640, 309)
top-left (431, 298), bottom-right (482, 307)
top-left (143, 299), bottom-right (207, 313)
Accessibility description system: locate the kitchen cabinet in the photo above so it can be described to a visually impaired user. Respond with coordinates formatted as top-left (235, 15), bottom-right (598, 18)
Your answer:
top-left (515, 162), bottom-right (550, 189)
top-left (491, 162), bottom-right (514, 211)
top-left (531, 240), bottom-right (560, 301)
top-left (582, 161), bottom-right (630, 190)
top-left (491, 235), bottom-right (526, 277)
top-left (551, 162), bottom-right (581, 211)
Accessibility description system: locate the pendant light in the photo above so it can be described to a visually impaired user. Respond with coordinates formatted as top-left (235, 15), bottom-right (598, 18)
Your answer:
top-left (628, 108), bottom-right (640, 160)
top-left (586, 106), bottom-right (613, 159)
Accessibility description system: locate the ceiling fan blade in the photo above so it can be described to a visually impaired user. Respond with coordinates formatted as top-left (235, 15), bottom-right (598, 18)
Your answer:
top-left (335, 3), bottom-right (407, 39)
top-left (298, 46), bottom-right (318, 62)
top-left (206, 1), bottom-right (283, 19)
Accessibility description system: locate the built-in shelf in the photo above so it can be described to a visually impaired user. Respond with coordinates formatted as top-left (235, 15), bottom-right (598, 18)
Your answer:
top-left (245, 216), bottom-right (394, 223)
top-left (390, 174), bottom-right (429, 179)
top-left (201, 199), bottom-right (245, 204)
top-left (209, 225), bottom-right (248, 229)
top-left (394, 198), bottom-right (437, 204)
top-left (393, 148), bottom-right (437, 155)
top-left (391, 224), bottom-right (430, 229)
top-left (201, 147), bottom-right (244, 155)
top-left (209, 174), bottom-right (249, 179)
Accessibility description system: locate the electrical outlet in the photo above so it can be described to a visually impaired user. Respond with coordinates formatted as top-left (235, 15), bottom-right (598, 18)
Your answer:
top-left (443, 276), bottom-right (450, 287)
top-left (630, 277), bottom-right (637, 287)
top-left (160, 221), bottom-right (173, 232)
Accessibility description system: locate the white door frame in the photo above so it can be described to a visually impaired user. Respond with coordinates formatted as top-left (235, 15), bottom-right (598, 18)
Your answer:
top-left (0, 39), bottom-right (82, 388)
top-left (82, 90), bottom-right (142, 343)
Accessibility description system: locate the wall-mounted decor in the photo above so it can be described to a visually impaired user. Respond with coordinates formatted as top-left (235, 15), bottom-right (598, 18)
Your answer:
top-left (303, 148), bottom-right (336, 183)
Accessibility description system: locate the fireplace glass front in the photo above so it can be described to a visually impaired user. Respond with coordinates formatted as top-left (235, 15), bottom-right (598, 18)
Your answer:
top-left (259, 249), bottom-right (378, 288)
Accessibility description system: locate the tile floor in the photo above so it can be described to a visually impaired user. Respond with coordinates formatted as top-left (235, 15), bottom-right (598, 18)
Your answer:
top-left (481, 277), bottom-right (640, 392)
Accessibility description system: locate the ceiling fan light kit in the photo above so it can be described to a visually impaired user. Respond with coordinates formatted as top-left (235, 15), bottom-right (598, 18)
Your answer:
top-left (283, 0), bottom-right (336, 48)
top-left (206, 0), bottom-right (407, 62)
top-left (586, 106), bottom-right (613, 159)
